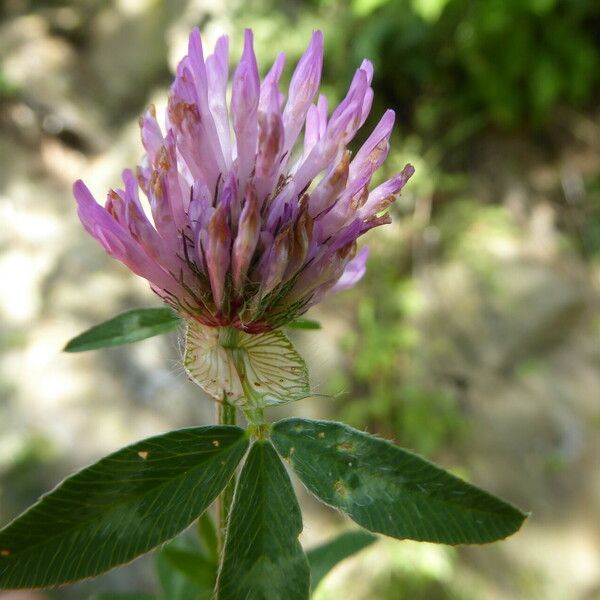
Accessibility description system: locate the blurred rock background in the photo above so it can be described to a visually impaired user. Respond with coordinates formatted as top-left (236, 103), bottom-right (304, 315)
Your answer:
top-left (0, 0), bottom-right (598, 598)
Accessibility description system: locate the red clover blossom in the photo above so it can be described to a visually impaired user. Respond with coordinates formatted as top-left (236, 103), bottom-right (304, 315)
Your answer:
top-left (73, 29), bottom-right (414, 333)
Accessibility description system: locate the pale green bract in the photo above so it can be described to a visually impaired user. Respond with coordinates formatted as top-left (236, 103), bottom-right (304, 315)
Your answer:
top-left (184, 321), bottom-right (312, 408)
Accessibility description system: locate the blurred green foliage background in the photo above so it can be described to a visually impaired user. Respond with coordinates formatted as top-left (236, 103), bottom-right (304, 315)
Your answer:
top-left (0, 0), bottom-right (599, 599)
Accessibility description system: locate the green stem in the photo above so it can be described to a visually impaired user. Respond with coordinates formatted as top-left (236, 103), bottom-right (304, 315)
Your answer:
top-left (215, 326), bottom-right (269, 556)
top-left (216, 398), bottom-right (236, 557)
top-left (219, 327), bottom-right (266, 427)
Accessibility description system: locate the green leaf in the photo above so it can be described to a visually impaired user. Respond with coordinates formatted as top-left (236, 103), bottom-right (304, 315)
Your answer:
top-left (156, 549), bottom-right (206, 600)
top-left (64, 307), bottom-right (181, 352)
top-left (196, 512), bottom-right (218, 564)
top-left (272, 419), bottom-right (527, 545)
top-left (215, 441), bottom-right (310, 600)
top-left (160, 545), bottom-right (215, 588)
top-left (184, 321), bottom-right (311, 407)
top-left (91, 594), bottom-right (156, 600)
top-left (307, 530), bottom-right (377, 591)
top-left (286, 318), bottom-right (322, 330)
top-left (0, 426), bottom-right (249, 589)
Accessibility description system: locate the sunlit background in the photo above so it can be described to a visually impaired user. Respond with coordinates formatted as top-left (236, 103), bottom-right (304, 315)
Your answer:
top-left (1, 0), bottom-right (599, 598)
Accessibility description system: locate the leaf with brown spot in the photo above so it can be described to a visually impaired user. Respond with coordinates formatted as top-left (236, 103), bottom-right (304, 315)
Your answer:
top-left (272, 418), bottom-right (527, 545)
top-left (0, 426), bottom-right (248, 589)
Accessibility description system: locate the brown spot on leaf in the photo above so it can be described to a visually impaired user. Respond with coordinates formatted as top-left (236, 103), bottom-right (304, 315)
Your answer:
top-left (137, 451), bottom-right (149, 460)
top-left (334, 480), bottom-right (348, 497)
top-left (0, 550), bottom-right (11, 556)
top-left (318, 432), bottom-right (326, 439)
top-left (212, 439), bottom-right (220, 447)
top-left (336, 441), bottom-right (355, 452)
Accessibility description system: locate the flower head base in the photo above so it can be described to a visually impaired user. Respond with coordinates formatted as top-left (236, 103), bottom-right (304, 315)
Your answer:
top-left (74, 29), bottom-right (413, 333)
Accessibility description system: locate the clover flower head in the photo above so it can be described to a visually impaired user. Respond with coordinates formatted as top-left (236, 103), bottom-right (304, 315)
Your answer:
top-left (74, 28), bottom-right (414, 333)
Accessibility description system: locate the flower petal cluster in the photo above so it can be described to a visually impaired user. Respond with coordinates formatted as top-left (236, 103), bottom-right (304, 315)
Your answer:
top-left (74, 29), bottom-right (413, 332)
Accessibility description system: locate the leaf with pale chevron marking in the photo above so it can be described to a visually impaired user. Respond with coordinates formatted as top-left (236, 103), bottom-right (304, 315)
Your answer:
top-left (272, 418), bottom-right (527, 545)
top-left (184, 321), bottom-right (311, 407)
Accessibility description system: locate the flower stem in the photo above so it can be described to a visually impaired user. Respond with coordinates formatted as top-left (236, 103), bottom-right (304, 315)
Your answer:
top-left (216, 397), bottom-right (236, 557)
top-left (215, 326), bottom-right (269, 556)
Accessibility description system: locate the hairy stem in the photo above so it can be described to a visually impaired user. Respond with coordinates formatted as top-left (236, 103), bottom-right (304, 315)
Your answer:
top-left (216, 397), bottom-right (236, 557)
top-left (219, 326), bottom-right (266, 426)
top-left (215, 326), bottom-right (268, 557)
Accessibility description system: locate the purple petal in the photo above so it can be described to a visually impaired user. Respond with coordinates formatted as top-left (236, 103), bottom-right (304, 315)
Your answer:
top-left (259, 52), bottom-right (286, 113)
top-left (220, 171), bottom-right (240, 230)
top-left (292, 68), bottom-right (368, 192)
top-left (73, 29), bottom-right (415, 329)
top-left (73, 180), bottom-right (186, 297)
top-left (232, 185), bottom-right (261, 291)
top-left (206, 35), bottom-right (232, 168)
top-left (232, 29), bottom-right (260, 196)
top-left (139, 106), bottom-right (164, 164)
top-left (359, 163), bottom-right (415, 218)
top-left (255, 83), bottom-right (285, 201)
top-left (143, 134), bottom-right (187, 249)
top-left (314, 174), bottom-right (368, 241)
top-left (327, 66), bottom-right (369, 144)
top-left (303, 103), bottom-right (321, 158)
top-left (308, 150), bottom-right (350, 217)
top-left (350, 109), bottom-right (395, 182)
top-left (168, 85), bottom-right (223, 191)
top-left (281, 31), bottom-right (323, 160)
top-left (121, 169), bottom-right (142, 210)
top-left (188, 180), bottom-right (214, 272)
top-left (185, 29), bottom-right (226, 174)
top-left (201, 202), bottom-right (231, 310)
top-left (259, 225), bottom-right (290, 296)
top-left (360, 88), bottom-right (374, 128)
top-left (187, 28), bottom-right (208, 97)
top-left (330, 246), bottom-right (368, 293)
top-left (357, 60), bottom-right (374, 126)
top-left (284, 202), bottom-right (313, 278)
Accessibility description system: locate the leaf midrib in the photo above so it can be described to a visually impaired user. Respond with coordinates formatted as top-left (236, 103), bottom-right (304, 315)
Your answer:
top-left (234, 444), bottom-right (285, 559)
